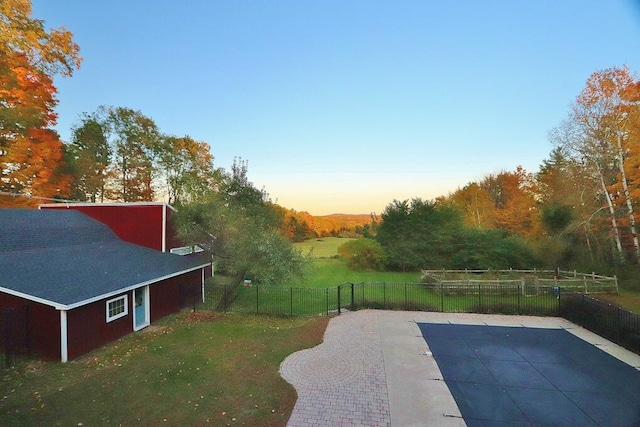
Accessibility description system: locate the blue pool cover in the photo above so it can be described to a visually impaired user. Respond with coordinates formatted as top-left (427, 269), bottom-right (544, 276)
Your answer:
top-left (417, 323), bottom-right (640, 427)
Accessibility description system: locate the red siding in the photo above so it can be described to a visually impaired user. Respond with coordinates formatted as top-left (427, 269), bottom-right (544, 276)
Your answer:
top-left (66, 293), bottom-right (133, 361)
top-left (0, 268), bottom-right (205, 361)
top-left (0, 293), bottom-right (60, 360)
top-left (41, 204), bottom-right (166, 251)
top-left (150, 278), bottom-right (179, 321)
top-left (65, 269), bottom-right (203, 360)
top-left (150, 269), bottom-right (203, 321)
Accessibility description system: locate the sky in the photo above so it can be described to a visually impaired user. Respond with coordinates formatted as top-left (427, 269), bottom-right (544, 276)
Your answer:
top-left (32, 1), bottom-right (640, 215)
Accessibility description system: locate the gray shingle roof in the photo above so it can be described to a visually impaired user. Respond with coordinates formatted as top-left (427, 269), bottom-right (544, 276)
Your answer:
top-left (0, 209), bottom-right (208, 308)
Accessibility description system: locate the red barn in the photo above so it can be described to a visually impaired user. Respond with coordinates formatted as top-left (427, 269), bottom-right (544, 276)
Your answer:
top-left (40, 202), bottom-right (189, 253)
top-left (0, 208), bottom-right (210, 362)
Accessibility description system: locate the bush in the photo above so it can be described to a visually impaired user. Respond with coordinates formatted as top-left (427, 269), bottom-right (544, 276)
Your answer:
top-left (450, 228), bottom-right (538, 269)
top-left (338, 238), bottom-right (387, 271)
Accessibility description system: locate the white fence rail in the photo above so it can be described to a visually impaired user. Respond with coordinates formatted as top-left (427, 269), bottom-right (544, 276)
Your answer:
top-left (421, 269), bottom-right (618, 295)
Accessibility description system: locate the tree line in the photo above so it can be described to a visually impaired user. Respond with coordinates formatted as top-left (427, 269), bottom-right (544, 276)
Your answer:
top-left (340, 66), bottom-right (640, 282)
top-left (2, 2), bottom-right (640, 284)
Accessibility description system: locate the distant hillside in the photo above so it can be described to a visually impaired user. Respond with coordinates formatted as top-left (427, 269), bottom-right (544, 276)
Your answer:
top-left (310, 214), bottom-right (373, 237)
top-left (275, 205), bottom-right (375, 240)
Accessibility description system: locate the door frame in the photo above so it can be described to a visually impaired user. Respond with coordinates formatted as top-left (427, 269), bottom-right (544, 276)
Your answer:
top-left (133, 285), bottom-right (150, 331)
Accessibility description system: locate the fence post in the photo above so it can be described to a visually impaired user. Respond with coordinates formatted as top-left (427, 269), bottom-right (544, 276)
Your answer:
top-left (224, 285), bottom-right (227, 313)
top-left (616, 306), bottom-right (622, 344)
top-left (337, 285), bottom-right (342, 314)
top-left (350, 282), bottom-right (355, 311)
top-left (556, 286), bottom-right (560, 316)
top-left (518, 280), bottom-right (521, 314)
top-left (325, 288), bottom-right (329, 316)
top-left (440, 282), bottom-right (444, 312)
top-left (404, 283), bottom-right (408, 310)
top-left (383, 282), bottom-right (387, 309)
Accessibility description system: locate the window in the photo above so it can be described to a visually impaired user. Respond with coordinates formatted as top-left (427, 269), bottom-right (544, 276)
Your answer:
top-left (106, 295), bottom-right (128, 322)
top-left (170, 245), bottom-right (204, 255)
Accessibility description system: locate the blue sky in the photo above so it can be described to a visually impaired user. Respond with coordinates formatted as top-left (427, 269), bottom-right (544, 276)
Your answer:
top-left (33, 1), bottom-right (640, 215)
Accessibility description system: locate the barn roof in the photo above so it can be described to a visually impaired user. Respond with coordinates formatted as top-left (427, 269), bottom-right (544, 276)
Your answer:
top-left (0, 209), bottom-right (208, 309)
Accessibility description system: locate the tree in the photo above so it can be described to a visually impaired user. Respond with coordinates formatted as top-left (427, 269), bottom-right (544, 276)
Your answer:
top-left (534, 146), bottom-right (608, 266)
top-left (66, 113), bottom-right (111, 202)
top-left (156, 135), bottom-right (221, 205)
top-left (0, 0), bottom-right (81, 206)
top-left (220, 157), bottom-right (266, 209)
top-left (1, 124), bottom-right (71, 206)
top-left (338, 238), bottom-right (386, 271)
top-left (376, 198), bottom-right (464, 270)
top-left (537, 147), bottom-right (581, 206)
top-left (579, 67), bottom-right (640, 263)
top-left (174, 162), bottom-right (308, 285)
top-left (450, 228), bottom-right (536, 270)
top-left (445, 183), bottom-right (497, 229)
top-left (281, 211), bottom-right (316, 242)
top-left (226, 219), bottom-right (308, 284)
top-left (551, 66), bottom-right (640, 265)
top-left (540, 204), bottom-right (573, 235)
top-left (104, 107), bottom-right (161, 202)
top-left (479, 167), bottom-right (541, 237)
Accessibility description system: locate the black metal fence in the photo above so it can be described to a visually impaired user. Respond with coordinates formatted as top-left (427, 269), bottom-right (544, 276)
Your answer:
top-left (199, 282), bottom-right (561, 317)
top-left (0, 306), bottom-right (31, 368)
top-left (3, 283), bottom-right (637, 367)
top-left (197, 282), bottom-right (640, 355)
top-left (559, 292), bottom-right (640, 354)
top-left (179, 282), bottom-right (202, 311)
top-left (202, 283), bottom-right (339, 316)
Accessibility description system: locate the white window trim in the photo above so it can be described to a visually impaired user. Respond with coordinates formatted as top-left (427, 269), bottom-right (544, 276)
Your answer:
top-left (106, 295), bottom-right (128, 322)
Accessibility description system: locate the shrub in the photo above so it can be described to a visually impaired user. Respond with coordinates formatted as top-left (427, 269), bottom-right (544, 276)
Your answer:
top-left (338, 238), bottom-right (387, 271)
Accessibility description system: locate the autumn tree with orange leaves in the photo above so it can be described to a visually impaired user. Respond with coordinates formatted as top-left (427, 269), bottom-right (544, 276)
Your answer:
top-left (0, 0), bottom-right (81, 207)
top-left (480, 167), bottom-right (541, 238)
top-left (445, 182), bottom-right (497, 229)
top-left (551, 66), bottom-right (640, 265)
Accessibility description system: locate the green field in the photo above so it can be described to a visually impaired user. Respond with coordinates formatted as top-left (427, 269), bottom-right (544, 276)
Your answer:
top-left (287, 258), bottom-right (422, 288)
top-left (293, 237), bottom-right (355, 258)
top-left (291, 238), bottom-right (422, 287)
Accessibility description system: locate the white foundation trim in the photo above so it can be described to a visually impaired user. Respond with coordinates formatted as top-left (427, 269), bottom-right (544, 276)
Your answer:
top-left (60, 310), bottom-right (68, 362)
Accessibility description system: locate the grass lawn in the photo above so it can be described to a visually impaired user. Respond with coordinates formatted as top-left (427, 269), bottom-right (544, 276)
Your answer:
top-left (595, 289), bottom-right (640, 314)
top-left (286, 258), bottom-right (423, 289)
top-left (0, 312), bottom-right (329, 426)
top-left (294, 237), bottom-right (355, 258)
